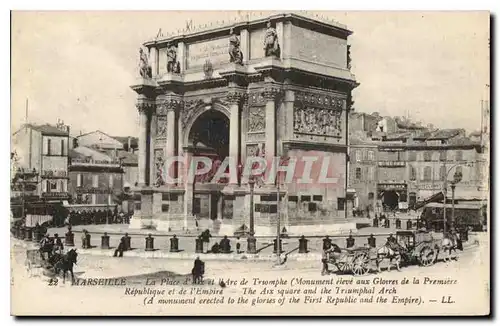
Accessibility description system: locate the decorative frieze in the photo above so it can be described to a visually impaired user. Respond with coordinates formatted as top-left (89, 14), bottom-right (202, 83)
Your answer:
top-left (293, 105), bottom-right (343, 137)
top-left (247, 107), bottom-right (265, 132)
top-left (292, 91), bottom-right (345, 137)
top-left (295, 91), bottom-right (345, 110)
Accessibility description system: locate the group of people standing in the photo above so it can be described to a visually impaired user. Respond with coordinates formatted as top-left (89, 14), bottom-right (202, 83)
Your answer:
top-left (66, 209), bottom-right (130, 226)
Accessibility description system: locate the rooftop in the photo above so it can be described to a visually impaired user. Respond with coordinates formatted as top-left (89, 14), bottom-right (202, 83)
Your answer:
top-left (20, 123), bottom-right (69, 136)
top-left (117, 151), bottom-right (138, 165)
top-left (113, 136), bottom-right (139, 149)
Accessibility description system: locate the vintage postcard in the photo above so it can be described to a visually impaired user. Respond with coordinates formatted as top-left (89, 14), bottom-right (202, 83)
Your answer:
top-left (10, 10), bottom-right (490, 316)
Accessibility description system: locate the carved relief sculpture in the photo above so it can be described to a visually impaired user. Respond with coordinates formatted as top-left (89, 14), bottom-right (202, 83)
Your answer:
top-left (139, 47), bottom-right (152, 78)
top-left (248, 107), bottom-right (265, 132)
top-left (246, 143), bottom-right (265, 186)
top-left (156, 116), bottom-right (167, 138)
top-left (264, 21), bottom-right (280, 58)
top-left (294, 105), bottom-right (343, 137)
top-left (154, 149), bottom-right (165, 187)
top-left (166, 43), bottom-right (181, 74)
top-left (203, 59), bottom-right (214, 79)
top-left (181, 99), bottom-right (204, 130)
top-left (228, 28), bottom-right (243, 65)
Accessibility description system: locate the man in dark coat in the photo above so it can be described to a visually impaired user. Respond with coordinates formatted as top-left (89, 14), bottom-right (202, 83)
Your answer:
top-left (192, 256), bottom-right (205, 284)
top-left (322, 236), bottom-right (332, 251)
top-left (53, 233), bottom-right (64, 254)
top-left (114, 236), bottom-right (126, 257)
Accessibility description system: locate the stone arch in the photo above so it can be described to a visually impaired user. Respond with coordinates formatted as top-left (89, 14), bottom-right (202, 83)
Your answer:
top-left (182, 100), bottom-right (230, 147)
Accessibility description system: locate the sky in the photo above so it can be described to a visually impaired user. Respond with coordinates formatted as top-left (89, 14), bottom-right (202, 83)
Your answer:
top-left (10, 11), bottom-right (490, 137)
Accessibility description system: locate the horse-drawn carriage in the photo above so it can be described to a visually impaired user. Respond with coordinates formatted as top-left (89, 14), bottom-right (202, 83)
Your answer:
top-left (325, 229), bottom-right (443, 276)
top-left (24, 242), bottom-right (79, 284)
top-left (25, 248), bottom-right (47, 277)
top-left (394, 230), bottom-right (438, 267)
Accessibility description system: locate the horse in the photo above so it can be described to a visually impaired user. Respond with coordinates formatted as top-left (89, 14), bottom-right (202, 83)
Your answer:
top-left (52, 249), bottom-right (78, 285)
top-left (375, 242), bottom-right (405, 272)
top-left (191, 258), bottom-right (205, 284)
top-left (441, 233), bottom-right (462, 262)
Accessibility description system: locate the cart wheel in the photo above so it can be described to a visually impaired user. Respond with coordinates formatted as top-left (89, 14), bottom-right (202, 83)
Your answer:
top-left (419, 245), bottom-right (436, 267)
top-left (352, 252), bottom-right (370, 276)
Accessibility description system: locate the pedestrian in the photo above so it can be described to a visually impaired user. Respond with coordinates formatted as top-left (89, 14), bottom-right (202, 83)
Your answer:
top-left (53, 233), bottom-right (64, 254)
top-left (321, 248), bottom-right (331, 275)
top-left (236, 236), bottom-right (242, 254)
top-left (114, 235), bottom-right (126, 257)
top-left (322, 236), bottom-right (332, 251)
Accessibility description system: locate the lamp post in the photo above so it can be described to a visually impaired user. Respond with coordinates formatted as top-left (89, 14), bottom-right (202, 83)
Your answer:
top-left (442, 163), bottom-right (466, 234)
top-left (451, 170), bottom-right (463, 229)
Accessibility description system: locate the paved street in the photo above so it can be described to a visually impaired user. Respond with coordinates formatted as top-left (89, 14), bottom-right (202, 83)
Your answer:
top-left (42, 223), bottom-right (428, 258)
top-left (10, 232), bottom-right (489, 315)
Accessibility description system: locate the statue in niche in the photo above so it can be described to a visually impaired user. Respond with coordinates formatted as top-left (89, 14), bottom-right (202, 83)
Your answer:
top-left (264, 20), bottom-right (280, 58)
top-left (139, 47), bottom-right (152, 78)
top-left (228, 28), bottom-right (243, 65)
top-left (166, 43), bottom-right (181, 74)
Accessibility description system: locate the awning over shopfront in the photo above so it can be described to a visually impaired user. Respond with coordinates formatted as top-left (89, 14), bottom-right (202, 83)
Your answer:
top-left (414, 191), bottom-right (444, 210)
top-left (447, 188), bottom-right (488, 201)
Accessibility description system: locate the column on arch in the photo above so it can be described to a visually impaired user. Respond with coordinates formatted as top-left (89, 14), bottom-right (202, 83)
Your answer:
top-left (227, 90), bottom-right (245, 185)
top-left (136, 95), bottom-right (155, 187)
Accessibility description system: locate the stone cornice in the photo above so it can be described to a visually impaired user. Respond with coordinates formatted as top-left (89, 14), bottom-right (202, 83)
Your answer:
top-left (130, 78), bottom-right (158, 97)
top-left (294, 91), bottom-right (344, 110)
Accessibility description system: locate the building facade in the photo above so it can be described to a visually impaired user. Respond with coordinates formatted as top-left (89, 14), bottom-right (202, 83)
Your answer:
top-left (348, 137), bottom-right (378, 215)
top-left (130, 13), bottom-right (358, 234)
top-left (75, 131), bottom-right (139, 188)
top-left (11, 122), bottom-right (70, 201)
top-left (68, 146), bottom-right (124, 207)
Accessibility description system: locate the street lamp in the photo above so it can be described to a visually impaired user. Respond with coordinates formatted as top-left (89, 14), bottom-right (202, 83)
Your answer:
top-left (450, 171), bottom-right (463, 229)
top-left (442, 164), bottom-right (467, 235)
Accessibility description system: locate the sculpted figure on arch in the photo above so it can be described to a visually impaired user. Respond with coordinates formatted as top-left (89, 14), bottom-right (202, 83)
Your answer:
top-left (166, 43), bottom-right (181, 74)
top-left (264, 20), bottom-right (280, 58)
top-left (139, 47), bottom-right (152, 78)
top-left (228, 28), bottom-right (243, 65)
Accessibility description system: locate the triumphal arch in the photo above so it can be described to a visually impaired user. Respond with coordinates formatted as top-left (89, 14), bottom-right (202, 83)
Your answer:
top-left (130, 13), bottom-right (358, 235)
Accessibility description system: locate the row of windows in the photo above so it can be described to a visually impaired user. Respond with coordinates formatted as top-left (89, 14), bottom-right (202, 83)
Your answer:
top-left (76, 194), bottom-right (114, 205)
top-left (409, 166), bottom-right (463, 181)
top-left (76, 174), bottom-right (116, 188)
top-left (352, 150), bottom-right (375, 162)
top-left (42, 180), bottom-right (67, 192)
top-left (355, 167), bottom-right (375, 180)
top-left (45, 139), bottom-right (66, 156)
top-left (354, 150), bottom-right (465, 162)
